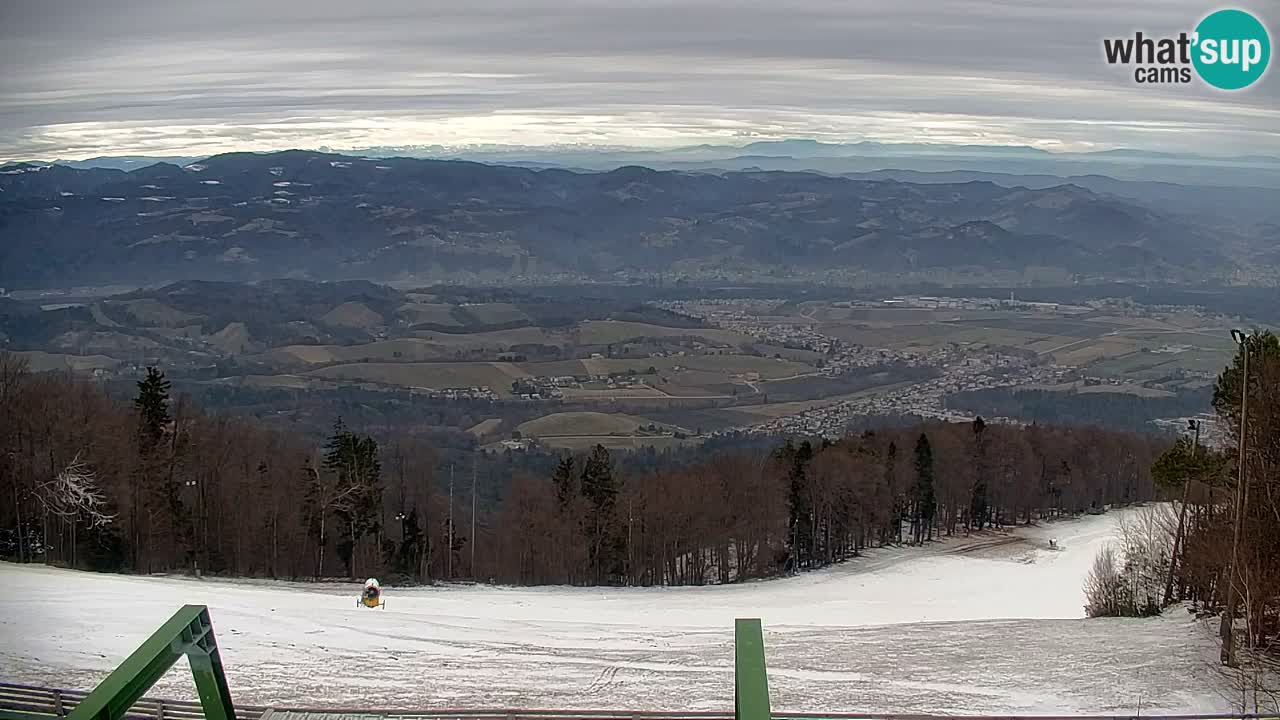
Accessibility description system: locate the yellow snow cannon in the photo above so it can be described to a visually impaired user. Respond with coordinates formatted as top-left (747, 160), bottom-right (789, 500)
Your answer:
top-left (357, 578), bottom-right (385, 609)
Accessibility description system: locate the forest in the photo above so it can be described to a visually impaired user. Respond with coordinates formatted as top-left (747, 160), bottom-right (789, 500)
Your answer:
top-left (1, 350), bottom-right (1167, 586)
top-left (1083, 331), bottom-right (1280, 677)
top-left (945, 385), bottom-right (1212, 433)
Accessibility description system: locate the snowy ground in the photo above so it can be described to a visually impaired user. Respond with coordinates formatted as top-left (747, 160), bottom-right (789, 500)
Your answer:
top-left (0, 511), bottom-right (1236, 714)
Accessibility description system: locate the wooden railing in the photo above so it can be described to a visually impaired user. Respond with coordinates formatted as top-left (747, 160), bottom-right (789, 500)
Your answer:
top-left (0, 683), bottom-right (263, 720)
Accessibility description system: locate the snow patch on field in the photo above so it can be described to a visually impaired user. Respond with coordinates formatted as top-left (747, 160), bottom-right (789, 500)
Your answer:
top-left (0, 511), bottom-right (1234, 713)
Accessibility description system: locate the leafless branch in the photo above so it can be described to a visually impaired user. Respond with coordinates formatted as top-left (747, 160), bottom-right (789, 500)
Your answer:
top-left (34, 453), bottom-right (115, 528)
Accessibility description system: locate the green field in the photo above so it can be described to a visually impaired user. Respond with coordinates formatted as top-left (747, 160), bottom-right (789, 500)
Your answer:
top-left (397, 302), bottom-right (462, 326)
top-left (817, 323), bottom-right (963, 348)
top-left (518, 411), bottom-right (675, 437)
top-left (819, 322), bottom-right (1064, 351)
top-left (114, 299), bottom-right (203, 327)
top-left (1087, 348), bottom-right (1233, 381)
top-left (320, 302), bottom-right (385, 329)
top-left (13, 351), bottom-right (119, 372)
top-left (514, 360), bottom-right (590, 376)
top-left (306, 362), bottom-right (522, 395)
top-left (535, 435), bottom-right (700, 451)
top-left (1118, 331), bottom-right (1237, 352)
top-left (582, 354), bottom-right (813, 380)
top-left (575, 320), bottom-right (751, 347)
top-left (270, 328), bottom-right (568, 365)
top-left (950, 317), bottom-right (1120, 338)
top-left (467, 418), bottom-right (503, 437)
top-left (458, 303), bottom-right (529, 325)
top-left (264, 321), bottom-right (759, 371)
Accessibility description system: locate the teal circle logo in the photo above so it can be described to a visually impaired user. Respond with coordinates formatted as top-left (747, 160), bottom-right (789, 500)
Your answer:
top-left (1192, 9), bottom-right (1271, 90)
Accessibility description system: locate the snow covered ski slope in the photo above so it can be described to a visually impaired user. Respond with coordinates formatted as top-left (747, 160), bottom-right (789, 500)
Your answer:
top-left (0, 511), bottom-right (1231, 714)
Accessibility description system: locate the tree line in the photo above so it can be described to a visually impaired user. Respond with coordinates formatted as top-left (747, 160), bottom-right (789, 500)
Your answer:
top-left (2, 350), bottom-right (1168, 587)
top-left (1089, 331), bottom-right (1279, 677)
top-left (945, 385), bottom-right (1212, 433)
top-left (493, 418), bottom-right (1165, 585)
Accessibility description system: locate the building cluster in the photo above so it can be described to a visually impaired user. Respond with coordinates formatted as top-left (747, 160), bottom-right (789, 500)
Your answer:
top-left (719, 351), bottom-right (1069, 439)
top-left (831, 295), bottom-right (1088, 313)
top-left (511, 371), bottom-right (655, 400)
top-left (409, 386), bottom-right (499, 401)
top-left (658, 298), bottom-right (1075, 438)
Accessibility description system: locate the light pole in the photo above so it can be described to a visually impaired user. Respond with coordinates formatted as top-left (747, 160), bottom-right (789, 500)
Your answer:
top-left (1164, 419), bottom-right (1199, 606)
top-left (470, 453), bottom-right (477, 580)
top-left (1219, 329), bottom-right (1251, 666)
top-left (447, 464), bottom-right (454, 581)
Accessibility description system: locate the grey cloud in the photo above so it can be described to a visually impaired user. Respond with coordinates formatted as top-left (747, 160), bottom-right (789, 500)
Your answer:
top-left (1, 0), bottom-right (1277, 160)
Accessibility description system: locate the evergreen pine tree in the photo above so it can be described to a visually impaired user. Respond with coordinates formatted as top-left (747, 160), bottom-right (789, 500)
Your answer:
top-left (552, 455), bottom-right (577, 510)
top-left (776, 440), bottom-right (814, 571)
top-left (913, 433), bottom-right (936, 544)
top-left (130, 366), bottom-right (175, 571)
top-left (580, 444), bottom-right (622, 583)
top-left (134, 367), bottom-right (170, 449)
top-left (970, 417), bottom-right (989, 531)
top-left (885, 440), bottom-right (901, 544)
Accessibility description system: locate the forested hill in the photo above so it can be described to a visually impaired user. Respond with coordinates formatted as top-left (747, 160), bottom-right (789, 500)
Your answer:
top-left (946, 386), bottom-right (1212, 433)
top-left (1, 351), bottom-right (1166, 585)
top-left (0, 150), bottom-right (1255, 288)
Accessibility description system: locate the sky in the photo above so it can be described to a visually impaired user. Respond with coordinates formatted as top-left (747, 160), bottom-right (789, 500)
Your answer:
top-left (1, 0), bottom-right (1278, 161)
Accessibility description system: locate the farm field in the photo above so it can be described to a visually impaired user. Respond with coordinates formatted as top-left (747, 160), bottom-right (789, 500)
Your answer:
top-left (263, 321), bottom-right (756, 368)
top-left (531, 434), bottom-right (701, 451)
top-left (396, 302), bottom-right (462, 326)
top-left (580, 354), bottom-right (812, 380)
top-left (803, 303), bottom-right (1238, 387)
top-left (319, 301), bottom-right (384, 329)
top-left (517, 411), bottom-right (676, 437)
top-left (307, 362), bottom-right (525, 395)
top-left (240, 298), bottom-right (1248, 444)
top-left (457, 302), bottom-right (531, 325)
top-left (10, 351), bottom-right (118, 372)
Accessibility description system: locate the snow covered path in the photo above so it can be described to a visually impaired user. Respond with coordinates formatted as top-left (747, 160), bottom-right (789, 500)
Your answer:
top-left (0, 512), bottom-right (1231, 714)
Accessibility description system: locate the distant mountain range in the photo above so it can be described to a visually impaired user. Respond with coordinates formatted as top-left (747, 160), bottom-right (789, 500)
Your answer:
top-left (1, 149), bottom-right (1271, 290)
top-left (36, 139), bottom-right (1280, 189)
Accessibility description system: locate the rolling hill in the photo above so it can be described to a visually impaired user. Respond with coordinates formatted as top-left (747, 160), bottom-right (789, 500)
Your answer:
top-left (0, 151), bottom-right (1250, 289)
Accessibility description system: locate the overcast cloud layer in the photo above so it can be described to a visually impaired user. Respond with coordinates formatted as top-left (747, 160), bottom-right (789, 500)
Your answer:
top-left (1, 0), bottom-right (1278, 161)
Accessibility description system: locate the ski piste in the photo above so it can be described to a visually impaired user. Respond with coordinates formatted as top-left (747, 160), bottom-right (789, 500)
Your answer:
top-left (0, 511), bottom-right (1245, 713)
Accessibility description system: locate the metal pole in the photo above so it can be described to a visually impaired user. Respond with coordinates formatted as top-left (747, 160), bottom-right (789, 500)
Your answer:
top-left (734, 618), bottom-right (771, 720)
top-left (448, 464), bottom-right (454, 581)
top-left (1164, 420), bottom-right (1197, 606)
top-left (12, 476), bottom-right (23, 564)
top-left (470, 454), bottom-right (477, 580)
top-left (1220, 337), bottom-right (1249, 666)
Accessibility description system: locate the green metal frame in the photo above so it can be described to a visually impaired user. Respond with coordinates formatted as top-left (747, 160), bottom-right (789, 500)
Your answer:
top-left (1, 607), bottom-right (767, 720)
top-left (66, 604), bottom-right (235, 720)
top-left (734, 618), bottom-right (771, 720)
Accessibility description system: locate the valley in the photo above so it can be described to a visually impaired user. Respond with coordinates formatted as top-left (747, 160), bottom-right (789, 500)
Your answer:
top-left (1, 279), bottom-right (1258, 449)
